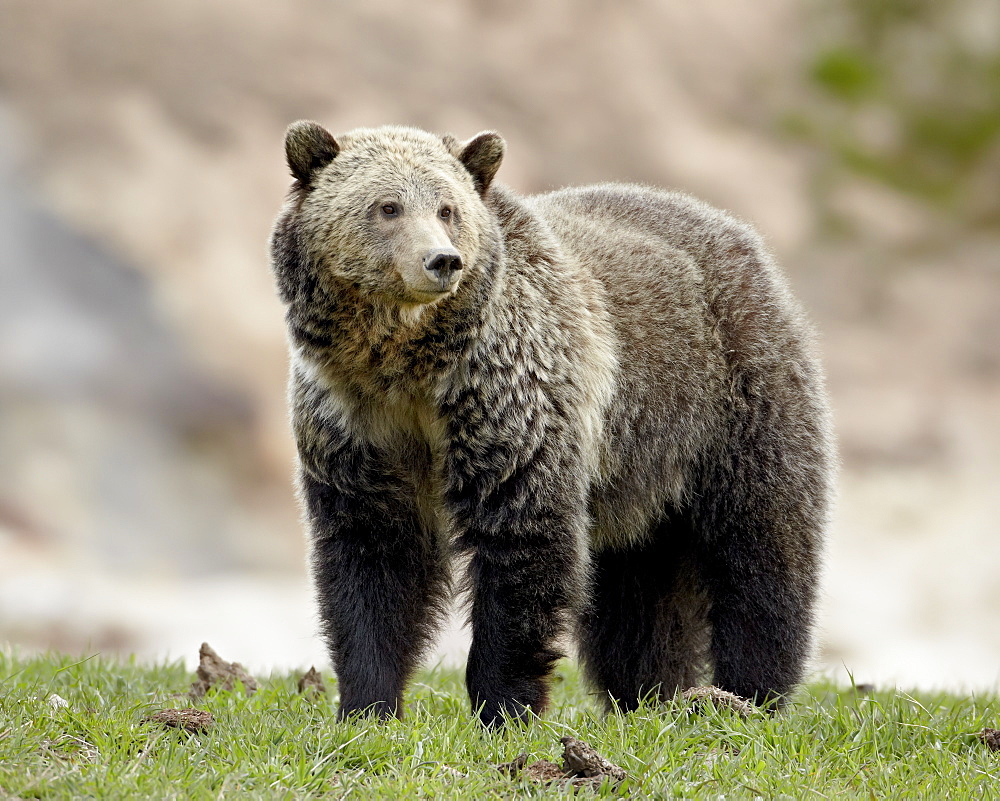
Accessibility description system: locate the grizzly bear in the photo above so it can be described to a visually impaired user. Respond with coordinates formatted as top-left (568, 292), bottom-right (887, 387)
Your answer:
top-left (269, 122), bottom-right (834, 727)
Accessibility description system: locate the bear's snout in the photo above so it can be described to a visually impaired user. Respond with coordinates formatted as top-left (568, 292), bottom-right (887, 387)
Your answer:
top-left (423, 249), bottom-right (463, 291)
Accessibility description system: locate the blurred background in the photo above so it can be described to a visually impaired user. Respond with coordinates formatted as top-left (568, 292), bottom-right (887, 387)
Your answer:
top-left (1, 0), bottom-right (998, 691)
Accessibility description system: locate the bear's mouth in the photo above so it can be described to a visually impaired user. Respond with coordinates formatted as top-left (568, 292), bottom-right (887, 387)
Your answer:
top-left (406, 285), bottom-right (455, 304)
top-left (399, 269), bottom-right (461, 303)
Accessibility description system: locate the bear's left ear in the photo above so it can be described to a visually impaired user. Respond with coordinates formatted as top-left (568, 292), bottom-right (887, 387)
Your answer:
top-left (457, 132), bottom-right (505, 196)
top-left (285, 120), bottom-right (340, 187)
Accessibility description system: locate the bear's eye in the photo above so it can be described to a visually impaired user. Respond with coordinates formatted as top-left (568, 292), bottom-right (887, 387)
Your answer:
top-left (381, 203), bottom-right (399, 217)
top-left (439, 206), bottom-right (453, 219)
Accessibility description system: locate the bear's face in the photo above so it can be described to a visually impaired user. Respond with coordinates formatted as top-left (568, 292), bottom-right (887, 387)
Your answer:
top-left (282, 123), bottom-right (504, 309)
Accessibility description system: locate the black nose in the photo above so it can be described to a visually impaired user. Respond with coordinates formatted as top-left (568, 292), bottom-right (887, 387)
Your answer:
top-left (425, 251), bottom-right (463, 277)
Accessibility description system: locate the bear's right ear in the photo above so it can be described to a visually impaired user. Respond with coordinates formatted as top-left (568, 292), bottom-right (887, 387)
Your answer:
top-left (457, 132), bottom-right (505, 196)
top-left (285, 121), bottom-right (340, 186)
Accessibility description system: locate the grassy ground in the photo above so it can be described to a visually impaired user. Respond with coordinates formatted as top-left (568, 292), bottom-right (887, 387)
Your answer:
top-left (1, 650), bottom-right (997, 799)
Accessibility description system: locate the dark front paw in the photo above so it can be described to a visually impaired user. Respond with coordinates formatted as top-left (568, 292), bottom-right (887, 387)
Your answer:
top-left (472, 694), bottom-right (540, 728)
top-left (466, 661), bottom-right (551, 728)
top-left (337, 697), bottom-right (401, 722)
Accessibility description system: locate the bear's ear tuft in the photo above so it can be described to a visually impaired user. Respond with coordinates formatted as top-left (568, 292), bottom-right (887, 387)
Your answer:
top-left (440, 133), bottom-right (461, 158)
top-left (285, 121), bottom-right (340, 186)
top-left (458, 132), bottom-right (505, 195)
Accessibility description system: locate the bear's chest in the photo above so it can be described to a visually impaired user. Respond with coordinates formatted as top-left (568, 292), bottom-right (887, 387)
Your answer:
top-left (355, 386), bottom-right (444, 454)
top-left (301, 350), bottom-right (448, 456)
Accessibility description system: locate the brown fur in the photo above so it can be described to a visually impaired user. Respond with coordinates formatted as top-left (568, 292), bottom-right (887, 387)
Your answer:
top-left (270, 123), bottom-right (834, 724)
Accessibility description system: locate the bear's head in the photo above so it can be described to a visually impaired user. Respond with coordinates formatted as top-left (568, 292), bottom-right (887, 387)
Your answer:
top-left (275, 122), bottom-right (504, 309)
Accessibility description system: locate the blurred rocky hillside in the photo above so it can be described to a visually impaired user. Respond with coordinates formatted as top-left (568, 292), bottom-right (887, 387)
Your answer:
top-left (0, 0), bottom-right (997, 686)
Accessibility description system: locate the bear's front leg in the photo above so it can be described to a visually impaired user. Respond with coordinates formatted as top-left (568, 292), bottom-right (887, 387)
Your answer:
top-left (449, 437), bottom-right (588, 727)
top-left (301, 469), bottom-right (448, 721)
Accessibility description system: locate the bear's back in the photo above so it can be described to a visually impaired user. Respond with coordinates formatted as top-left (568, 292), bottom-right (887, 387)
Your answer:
top-left (528, 184), bottom-right (815, 545)
top-left (530, 183), bottom-right (810, 371)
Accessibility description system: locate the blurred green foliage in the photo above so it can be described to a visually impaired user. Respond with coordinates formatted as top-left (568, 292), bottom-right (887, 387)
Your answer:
top-left (812, 48), bottom-right (879, 101)
top-left (800, 0), bottom-right (1000, 221)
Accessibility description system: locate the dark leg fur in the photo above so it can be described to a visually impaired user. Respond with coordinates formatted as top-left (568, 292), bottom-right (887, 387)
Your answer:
top-left (463, 540), bottom-right (576, 726)
top-left (578, 516), bottom-right (708, 712)
top-left (303, 472), bottom-right (449, 720)
top-left (695, 400), bottom-right (827, 708)
top-left (451, 447), bottom-right (588, 727)
top-left (699, 509), bottom-right (819, 708)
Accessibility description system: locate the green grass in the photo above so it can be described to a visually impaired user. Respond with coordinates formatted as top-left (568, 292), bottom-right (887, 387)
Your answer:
top-left (1, 650), bottom-right (997, 799)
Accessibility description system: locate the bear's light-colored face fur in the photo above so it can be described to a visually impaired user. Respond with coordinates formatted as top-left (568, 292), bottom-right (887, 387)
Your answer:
top-left (294, 126), bottom-right (494, 311)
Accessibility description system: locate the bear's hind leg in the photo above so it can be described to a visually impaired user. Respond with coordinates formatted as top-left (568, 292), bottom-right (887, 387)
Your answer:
top-left (696, 430), bottom-right (827, 708)
top-left (577, 517), bottom-right (708, 712)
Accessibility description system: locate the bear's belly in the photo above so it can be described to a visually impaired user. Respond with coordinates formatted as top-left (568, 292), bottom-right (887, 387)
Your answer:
top-left (586, 440), bottom-right (691, 551)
